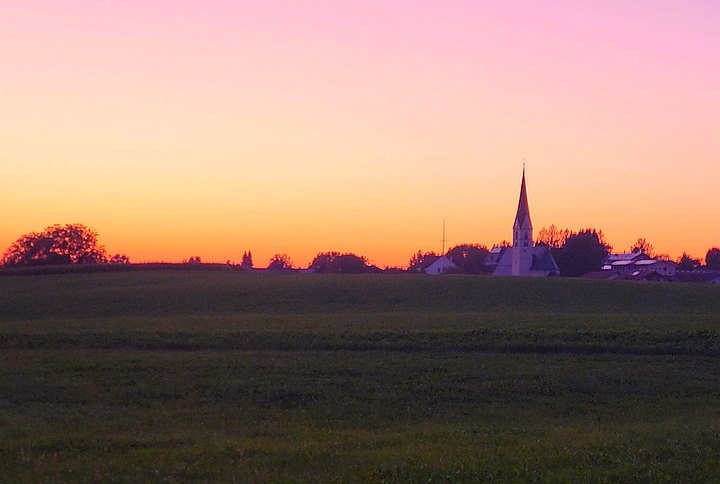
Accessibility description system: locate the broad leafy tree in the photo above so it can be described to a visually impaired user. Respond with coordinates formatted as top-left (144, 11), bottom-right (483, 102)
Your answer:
top-left (309, 252), bottom-right (370, 273)
top-left (309, 251), bottom-right (341, 273)
top-left (1, 224), bottom-right (108, 267)
top-left (676, 253), bottom-right (701, 271)
top-left (407, 250), bottom-right (439, 272)
top-left (536, 225), bottom-right (572, 249)
top-left (268, 253), bottom-right (293, 270)
top-left (447, 244), bottom-right (489, 274)
top-left (109, 253), bottom-right (130, 264)
top-left (706, 247), bottom-right (720, 269)
top-left (631, 238), bottom-right (654, 257)
top-left (554, 229), bottom-right (611, 277)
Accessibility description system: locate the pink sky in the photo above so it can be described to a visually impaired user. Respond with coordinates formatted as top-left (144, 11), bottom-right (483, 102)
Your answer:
top-left (2, 1), bottom-right (719, 267)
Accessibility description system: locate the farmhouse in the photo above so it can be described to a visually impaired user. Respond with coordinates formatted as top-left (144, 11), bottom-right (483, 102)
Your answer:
top-left (602, 249), bottom-right (650, 269)
top-left (424, 255), bottom-right (457, 275)
top-left (490, 169), bottom-right (559, 277)
top-left (593, 249), bottom-right (680, 281)
top-left (609, 259), bottom-right (678, 277)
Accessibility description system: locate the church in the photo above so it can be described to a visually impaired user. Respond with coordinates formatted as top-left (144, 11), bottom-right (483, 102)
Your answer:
top-left (489, 168), bottom-right (560, 277)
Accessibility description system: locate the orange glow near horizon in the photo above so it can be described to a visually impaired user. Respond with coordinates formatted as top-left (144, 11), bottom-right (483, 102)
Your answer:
top-left (2, 2), bottom-right (719, 268)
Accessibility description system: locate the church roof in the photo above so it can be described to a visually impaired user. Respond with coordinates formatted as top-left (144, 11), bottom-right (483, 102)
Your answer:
top-left (491, 245), bottom-right (559, 276)
top-left (513, 168), bottom-right (532, 230)
top-left (531, 247), bottom-right (559, 272)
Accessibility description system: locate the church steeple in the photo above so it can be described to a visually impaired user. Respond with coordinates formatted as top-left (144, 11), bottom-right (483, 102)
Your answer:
top-left (513, 166), bottom-right (533, 248)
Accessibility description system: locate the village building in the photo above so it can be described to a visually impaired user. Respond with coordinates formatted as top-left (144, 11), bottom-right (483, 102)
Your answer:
top-left (490, 169), bottom-right (559, 277)
top-left (607, 259), bottom-right (678, 277)
top-left (598, 252), bottom-right (678, 280)
top-left (602, 249), bottom-right (651, 270)
top-left (424, 255), bottom-right (457, 275)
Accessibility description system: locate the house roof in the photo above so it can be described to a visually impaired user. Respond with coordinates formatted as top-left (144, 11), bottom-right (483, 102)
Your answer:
top-left (492, 245), bottom-right (558, 276)
top-left (634, 259), bottom-right (677, 267)
top-left (424, 255), bottom-right (457, 274)
top-left (604, 251), bottom-right (650, 264)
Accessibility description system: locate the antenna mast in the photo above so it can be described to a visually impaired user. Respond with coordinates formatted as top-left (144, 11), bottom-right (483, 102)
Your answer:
top-left (441, 218), bottom-right (446, 255)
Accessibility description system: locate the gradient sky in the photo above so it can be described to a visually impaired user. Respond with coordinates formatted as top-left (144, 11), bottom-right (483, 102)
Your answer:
top-left (2, 1), bottom-right (719, 267)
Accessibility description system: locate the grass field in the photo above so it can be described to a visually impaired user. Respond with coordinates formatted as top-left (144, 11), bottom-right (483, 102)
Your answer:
top-left (2, 271), bottom-right (720, 482)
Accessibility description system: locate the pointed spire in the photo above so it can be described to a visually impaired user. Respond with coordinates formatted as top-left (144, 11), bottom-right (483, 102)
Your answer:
top-left (514, 166), bottom-right (532, 230)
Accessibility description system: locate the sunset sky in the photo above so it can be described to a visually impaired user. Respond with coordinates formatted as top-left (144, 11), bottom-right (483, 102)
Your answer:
top-left (2, 1), bottom-right (719, 267)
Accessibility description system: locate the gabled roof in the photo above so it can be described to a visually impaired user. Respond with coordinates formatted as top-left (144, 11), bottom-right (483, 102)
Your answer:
top-left (531, 246), bottom-right (559, 272)
top-left (513, 168), bottom-right (532, 230)
top-left (492, 245), bottom-right (558, 276)
top-left (604, 250), bottom-right (650, 264)
top-left (635, 259), bottom-right (677, 267)
top-left (424, 255), bottom-right (457, 275)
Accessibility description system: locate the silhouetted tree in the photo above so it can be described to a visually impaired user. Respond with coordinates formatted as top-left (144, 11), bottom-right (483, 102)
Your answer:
top-left (706, 247), bottom-right (720, 269)
top-left (183, 256), bottom-right (202, 264)
top-left (241, 251), bottom-right (254, 269)
top-left (491, 241), bottom-right (511, 249)
top-left (536, 225), bottom-right (572, 249)
top-left (309, 251), bottom-right (341, 273)
top-left (631, 238), bottom-right (655, 257)
top-left (268, 253), bottom-right (293, 270)
top-left (382, 266), bottom-right (405, 274)
top-left (1, 224), bottom-right (108, 267)
top-left (309, 252), bottom-right (370, 273)
top-left (109, 253), bottom-right (130, 264)
top-left (554, 229), bottom-right (611, 277)
top-left (447, 244), bottom-right (489, 274)
top-left (407, 251), bottom-right (439, 272)
top-left (676, 253), bottom-right (701, 271)
top-left (334, 254), bottom-right (370, 273)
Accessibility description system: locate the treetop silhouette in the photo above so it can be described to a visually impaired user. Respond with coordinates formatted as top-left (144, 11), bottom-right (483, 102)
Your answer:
top-left (1, 223), bottom-right (109, 267)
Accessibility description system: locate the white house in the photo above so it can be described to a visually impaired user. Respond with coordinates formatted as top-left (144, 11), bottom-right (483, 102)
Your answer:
top-left (424, 255), bottom-right (457, 275)
top-left (602, 249), bottom-right (650, 270)
top-left (605, 258), bottom-right (677, 277)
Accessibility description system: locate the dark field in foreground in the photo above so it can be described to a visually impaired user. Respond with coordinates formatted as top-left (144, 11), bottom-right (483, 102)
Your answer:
top-left (1, 272), bottom-right (720, 482)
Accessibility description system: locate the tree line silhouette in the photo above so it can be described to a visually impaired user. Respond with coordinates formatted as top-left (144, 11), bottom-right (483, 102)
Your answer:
top-left (0, 224), bottom-right (128, 267)
top-left (2, 223), bottom-right (719, 275)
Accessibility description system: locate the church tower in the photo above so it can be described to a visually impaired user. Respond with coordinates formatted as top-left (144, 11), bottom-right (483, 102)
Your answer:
top-left (490, 166), bottom-right (560, 277)
top-left (511, 167), bottom-right (534, 276)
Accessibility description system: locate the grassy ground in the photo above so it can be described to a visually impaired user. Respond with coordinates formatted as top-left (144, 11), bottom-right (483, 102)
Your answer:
top-left (1, 271), bottom-right (720, 482)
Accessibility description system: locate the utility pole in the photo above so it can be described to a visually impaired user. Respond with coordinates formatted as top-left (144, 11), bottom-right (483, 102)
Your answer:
top-left (441, 218), bottom-right (447, 255)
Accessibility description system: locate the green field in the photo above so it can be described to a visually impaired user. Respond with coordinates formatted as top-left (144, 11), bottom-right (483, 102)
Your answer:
top-left (2, 271), bottom-right (720, 482)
